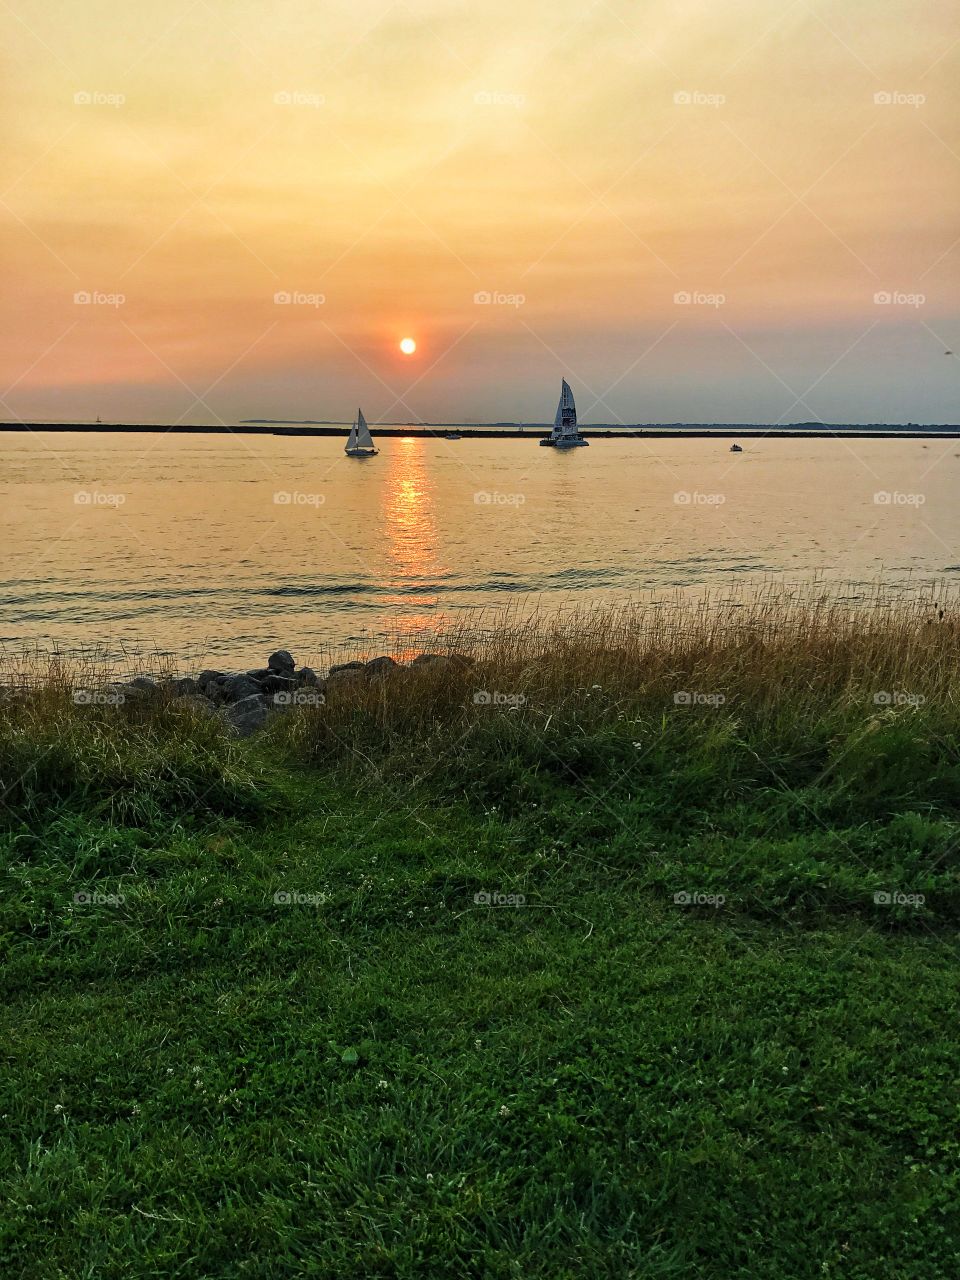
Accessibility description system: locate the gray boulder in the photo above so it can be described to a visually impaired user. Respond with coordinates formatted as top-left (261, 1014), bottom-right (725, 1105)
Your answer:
top-left (328, 661), bottom-right (366, 677)
top-left (296, 667), bottom-right (319, 687)
top-left (326, 666), bottom-right (367, 688)
top-left (268, 650), bottom-right (296, 675)
top-left (222, 693), bottom-right (270, 736)
top-left (174, 693), bottom-right (218, 718)
top-left (221, 674), bottom-right (265, 703)
top-left (197, 670), bottom-right (227, 699)
top-left (410, 653), bottom-right (472, 669)
top-left (167, 676), bottom-right (200, 697)
top-left (366, 656), bottom-right (399, 676)
top-left (259, 672), bottom-right (297, 695)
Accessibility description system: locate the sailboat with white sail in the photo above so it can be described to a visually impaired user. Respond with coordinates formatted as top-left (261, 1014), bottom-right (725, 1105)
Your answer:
top-left (345, 408), bottom-right (378, 458)
top-left (539, 378), bottom-right (588, 448)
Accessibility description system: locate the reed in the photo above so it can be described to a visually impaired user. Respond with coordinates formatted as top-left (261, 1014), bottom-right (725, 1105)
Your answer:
top-left (2, 581), bottom-right (958, 821)
top-left (276, 581), bottom-right (960, 762)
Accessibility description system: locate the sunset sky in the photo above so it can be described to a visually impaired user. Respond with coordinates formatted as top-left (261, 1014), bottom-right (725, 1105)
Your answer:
top-left (2, 0), bottom-right (957, 425)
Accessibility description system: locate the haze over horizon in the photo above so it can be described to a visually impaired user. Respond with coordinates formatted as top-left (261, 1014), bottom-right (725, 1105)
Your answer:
top-left (2, 0), bottom-right (958, 426)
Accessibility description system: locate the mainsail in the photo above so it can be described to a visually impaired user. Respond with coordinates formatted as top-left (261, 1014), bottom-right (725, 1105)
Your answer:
top-left (346, 408), bottom-right (375, 453)
top-left (552, 379), bottom-right (578, 440)
top-left (355, 409), bottom-right (373, 449)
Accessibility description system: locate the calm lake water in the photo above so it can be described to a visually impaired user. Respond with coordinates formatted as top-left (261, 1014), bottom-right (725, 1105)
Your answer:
top-left (3, 432), bottom-right (959, 666)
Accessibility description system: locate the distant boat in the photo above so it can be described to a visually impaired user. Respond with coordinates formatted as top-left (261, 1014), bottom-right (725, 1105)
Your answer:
top-left (729, 443), bottom-right (743, 452)
top-left (539, 378), bottom-right (589, 448)
top-left (345, 408), bottom-right (377, 457)
top-left (443, 431), bottom-right (462, 440)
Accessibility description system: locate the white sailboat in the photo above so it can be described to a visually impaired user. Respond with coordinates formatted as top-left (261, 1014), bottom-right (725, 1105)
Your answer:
top-left (539, 378), bottom-right (589, 448)
top-left (345, 408), bottom-right (378, 457)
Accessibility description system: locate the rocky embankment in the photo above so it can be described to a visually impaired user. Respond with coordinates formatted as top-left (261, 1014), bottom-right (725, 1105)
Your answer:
top-left (89, 649), bottom-right (473, 736)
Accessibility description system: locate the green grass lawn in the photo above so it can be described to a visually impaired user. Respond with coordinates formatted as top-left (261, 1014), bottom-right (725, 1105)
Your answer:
top-left (3, 732), bottom-right (960, 1278)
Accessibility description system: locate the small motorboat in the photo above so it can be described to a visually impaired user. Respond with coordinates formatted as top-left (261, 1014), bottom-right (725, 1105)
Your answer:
top-left (729, 443), bottom-right (743, 453)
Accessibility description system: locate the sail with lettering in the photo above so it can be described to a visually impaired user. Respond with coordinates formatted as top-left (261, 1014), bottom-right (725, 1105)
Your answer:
top-left (539, 379), bottom-right (589, 448)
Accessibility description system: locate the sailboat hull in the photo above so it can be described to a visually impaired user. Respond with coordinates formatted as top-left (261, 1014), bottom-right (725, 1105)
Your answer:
top-left (345, 447), bottom-right (378, 457)
top-left (540, 437), bottom-right (589, 448)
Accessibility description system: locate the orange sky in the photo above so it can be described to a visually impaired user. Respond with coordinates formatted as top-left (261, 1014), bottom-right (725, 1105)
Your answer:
top-left (1, 0), bottom-right (958, 424)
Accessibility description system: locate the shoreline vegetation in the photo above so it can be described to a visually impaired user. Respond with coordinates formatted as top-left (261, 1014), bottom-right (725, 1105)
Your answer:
top-left (3, 584), bottom-right (960, 1276)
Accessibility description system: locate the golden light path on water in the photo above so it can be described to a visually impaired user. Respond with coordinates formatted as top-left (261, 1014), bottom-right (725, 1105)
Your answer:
top-left (379, 437), bottom-right (450, 655)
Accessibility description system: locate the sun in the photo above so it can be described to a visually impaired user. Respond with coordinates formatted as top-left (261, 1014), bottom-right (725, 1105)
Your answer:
top-left (399, 337), bottom-right (417, 355)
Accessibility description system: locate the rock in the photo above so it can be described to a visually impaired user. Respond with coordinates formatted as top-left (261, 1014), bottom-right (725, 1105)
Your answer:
top-left (328, 661), bottom-right (366, 677)
top-left (103, 681), bottom-right (140, 703)
top-left (268, 650), bottom-right (296, 675)
top-left (197, 670), bottom-right (227, 699)
top-left (296, 667), bottom-right (319, 687)
top-left (129, 676), bottom-right (158, 693)
top-left (245, 668), bottom-right (273, 681)
top-left (410, 653), bottom-right (472, 669)
top-left (174, 693), bottom-right (218, 717)
top-left (222, 693), bottom-right (270, 736)
top-left (167, 676), bottom-right (199, 697)
top-left (258, 672), bottom-right (297, 695)
top-left (365, 656), bottom-right (399, 676)
top-left (326, 666), bottom-right (367, 687)
top-left (221, 674), bottom-right (265, 703)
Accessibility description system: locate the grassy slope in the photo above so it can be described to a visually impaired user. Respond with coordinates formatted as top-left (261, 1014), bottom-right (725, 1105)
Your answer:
top-left (3, 745), bottom-right (960, 1280)
top-left (4, 591), bottom-right (960, 1277)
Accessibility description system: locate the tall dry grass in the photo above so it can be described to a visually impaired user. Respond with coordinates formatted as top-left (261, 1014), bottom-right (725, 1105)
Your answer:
top-left (267, 583), bottom-right (960, 791)
top-left (3, 582), bottom-right (958, 810)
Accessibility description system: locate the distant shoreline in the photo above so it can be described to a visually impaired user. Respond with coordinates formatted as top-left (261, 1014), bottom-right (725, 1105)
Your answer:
top-left (3, 423), bottom-right (960, 440)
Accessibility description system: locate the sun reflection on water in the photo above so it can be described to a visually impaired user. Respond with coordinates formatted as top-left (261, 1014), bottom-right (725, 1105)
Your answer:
top-left (379, 438), bottom-right (451, 651)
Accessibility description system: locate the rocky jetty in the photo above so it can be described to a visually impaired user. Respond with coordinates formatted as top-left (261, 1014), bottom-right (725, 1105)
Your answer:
top-left (90, 650), bottom-right (474, 737)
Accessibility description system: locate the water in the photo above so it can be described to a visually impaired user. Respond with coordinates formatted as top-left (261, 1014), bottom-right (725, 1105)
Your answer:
top-left (3, 431), bottom-right (958, 666)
